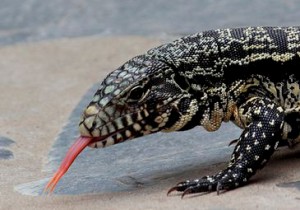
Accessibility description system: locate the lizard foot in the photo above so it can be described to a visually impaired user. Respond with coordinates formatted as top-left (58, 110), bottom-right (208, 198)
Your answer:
top-left (167, 168), bottom-right (247, 198)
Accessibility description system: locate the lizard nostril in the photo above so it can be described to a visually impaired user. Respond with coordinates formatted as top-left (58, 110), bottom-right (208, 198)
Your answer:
top-left (92, 121), bottom-right (97, 129)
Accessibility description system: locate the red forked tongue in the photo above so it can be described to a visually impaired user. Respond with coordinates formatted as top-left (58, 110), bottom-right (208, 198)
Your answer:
top-left (44, 136), bottom-right (94, 193)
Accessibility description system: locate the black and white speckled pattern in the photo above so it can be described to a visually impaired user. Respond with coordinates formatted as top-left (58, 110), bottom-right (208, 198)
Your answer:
top-left (78, 27), bottom-right (300, 196)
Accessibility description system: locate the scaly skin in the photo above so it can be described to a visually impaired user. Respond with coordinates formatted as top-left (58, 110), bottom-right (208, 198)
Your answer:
top-left (79, 27), bottom-right (300, 197)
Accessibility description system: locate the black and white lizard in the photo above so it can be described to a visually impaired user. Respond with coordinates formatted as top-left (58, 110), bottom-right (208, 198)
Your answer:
top-left (46, 26), bottom-right (300, 197)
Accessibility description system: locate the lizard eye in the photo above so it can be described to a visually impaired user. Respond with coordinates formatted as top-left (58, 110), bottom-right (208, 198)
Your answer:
top-left (127, 86), bottom-right (145, 102)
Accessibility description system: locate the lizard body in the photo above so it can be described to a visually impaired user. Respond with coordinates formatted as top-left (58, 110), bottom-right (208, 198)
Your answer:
top-left (55, 27), bottom-right (300, 196)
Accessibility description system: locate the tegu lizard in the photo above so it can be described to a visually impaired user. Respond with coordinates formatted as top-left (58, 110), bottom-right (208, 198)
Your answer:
top-left (45, 26), bottom-right (300, 197)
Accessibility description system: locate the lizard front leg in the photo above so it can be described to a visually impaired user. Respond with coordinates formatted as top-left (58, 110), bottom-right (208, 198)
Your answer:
top-left (168, 97), bottom-right (285, 197)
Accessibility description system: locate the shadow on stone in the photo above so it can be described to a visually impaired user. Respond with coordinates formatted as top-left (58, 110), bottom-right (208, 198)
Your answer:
top-left (0, 136), bottom-right (15, 160)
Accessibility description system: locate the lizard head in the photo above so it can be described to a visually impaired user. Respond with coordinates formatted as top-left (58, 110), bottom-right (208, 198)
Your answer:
top-left (45, 55), bottom-right (204, 192)
top-left (79, 55), bottom-right (199, 148)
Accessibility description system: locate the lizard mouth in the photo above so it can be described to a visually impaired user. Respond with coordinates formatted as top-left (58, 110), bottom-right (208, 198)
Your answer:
top-left (44, 136), bottom-right (101, 193)
top-left (44, 124), bottom-right (141, 193)
top-left (87, 127), bottom-right (128, 148)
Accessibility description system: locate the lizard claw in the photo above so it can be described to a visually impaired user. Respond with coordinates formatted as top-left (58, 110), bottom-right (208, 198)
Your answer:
top-left (181, 187), bottom-right (193, 199)
top-left (167, 186), bottom-right (178, 196)
top-left (216, 182), bottom-right (222, 195)
top-left (167, 180), bottom-right (198, 196)
top-left (228, 139), bottom-right (239, 146)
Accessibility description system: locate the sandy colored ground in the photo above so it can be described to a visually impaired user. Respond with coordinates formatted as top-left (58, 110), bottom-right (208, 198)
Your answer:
top-left (1, 36), bottom-right (300, 210)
